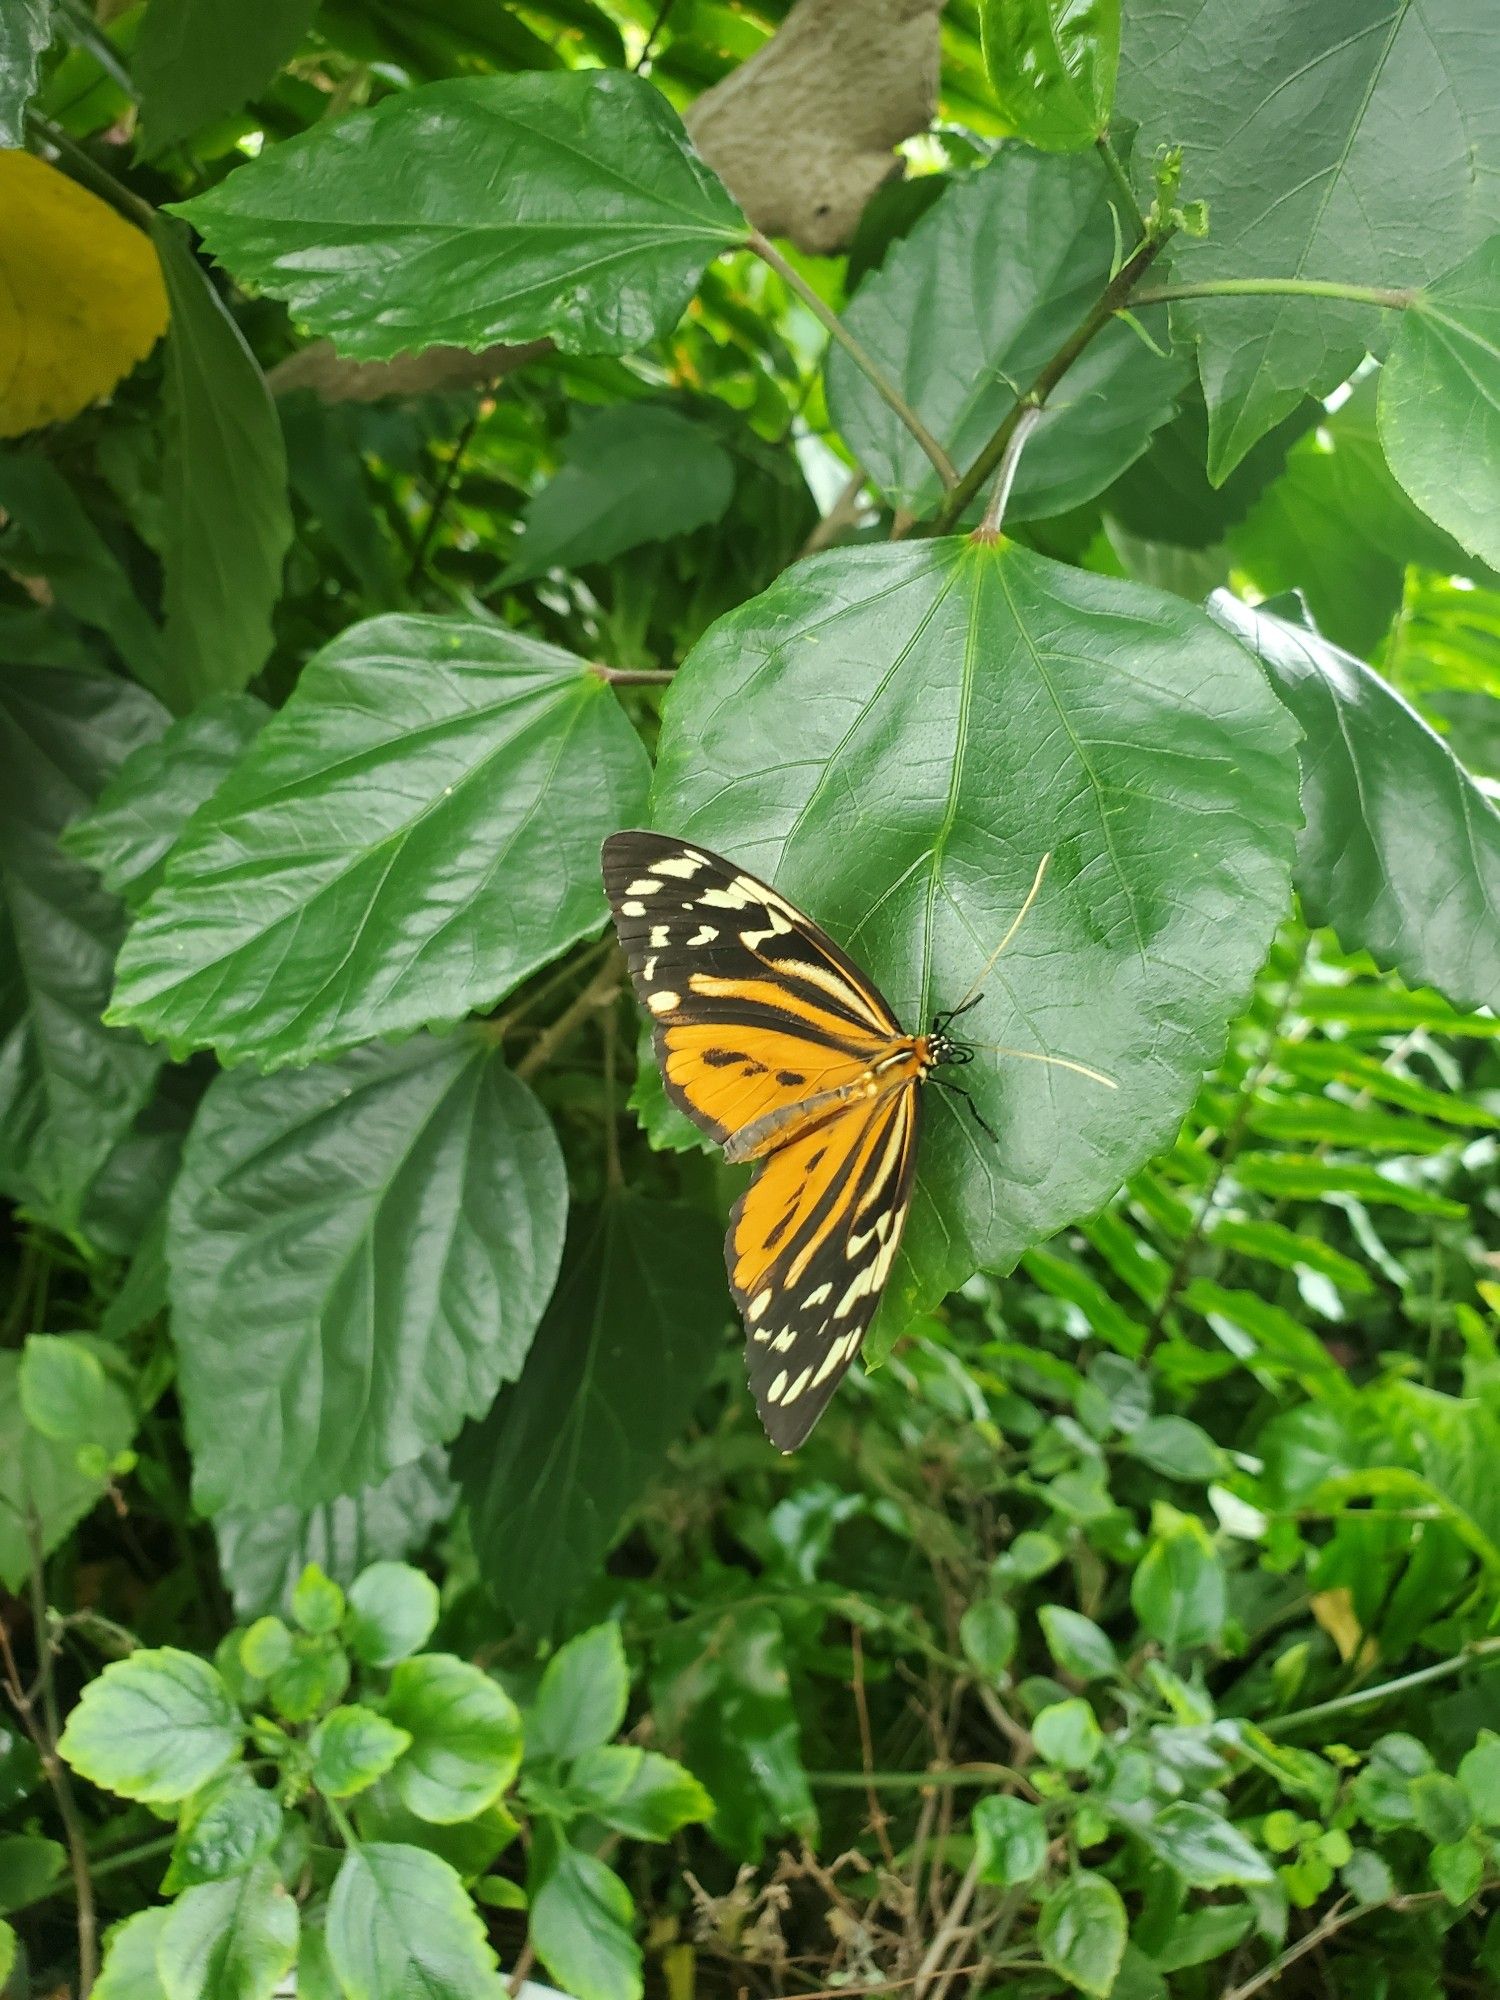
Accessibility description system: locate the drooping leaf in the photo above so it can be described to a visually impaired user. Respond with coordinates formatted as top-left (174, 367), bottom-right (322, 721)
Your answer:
top-left (148, 219), bottom-right (292, 712)
top-left (527, 1819), bottom-right (640, 2000)
top-left (0, 665), bottom-right (167, 1235)
top-left (827, 152), bottom-right (1185, 518)
top-left (383, 1655), bottom-right (522, 1822)
top-left (653, 539), bottom-right (1300, 1347)
top-left (980, 0), bottom-right (1119, 151)
top-left (173, 71), bottom-right (745, 359)
top-left (326, 1843), bottom-right (504, 2000)
top-left (0, 1), bottom-right (51, 145)
top-left (457, 1195), bottom-right (727, 1628)
top-left (1213, 593), bottom-right (1500, 1013)
top-left (135, 0), bottom-right (319, 155)
top-left (1380, 235), bottom-right (1500, 572)
top-left (62, 694), bottom-right (269, 910)
top-left (1038, 1871), bottom-right (1128, 1998)
top-left (0, 1353), bottom-right (111, 1590)
top-left (0, 152), bottom-right (165, 436)
top-left (57, 1647), bottom-right (241, 1804)
top-left (213, 1453), bottom-right (455, 1619)
top-left (0, 453), bottom-right (164, 686)
top-left (1120, 0), bottom-right (1500, 476)
top-left (501, 403), bottom-right (735, 584)
top-left (169, 1035), bottom-right (566, 1513)
top-left (109, 616), bottom-right (650, 1067)
top-left (155, 1862), bottom-right (298, 2000)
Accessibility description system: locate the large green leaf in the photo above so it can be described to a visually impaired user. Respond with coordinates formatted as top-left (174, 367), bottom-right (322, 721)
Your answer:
top-left (980, 0), bottom-right (1119, 152)
top-left (826, 152), bottom-right (1184, 519)
top-left (1120, 0), bottom-right (1500, 476)
top-left (457, 1195), bottom-right (727, 1629)
top-left (62, 693), bottom-right (268, 910)
top-left (0, 454), bottom-right (165, 690)
top-left (1213, 594), bottom-right (1500, 1013)
top-left (1380, 235), bottom-right (1500, 573)
top-left (326, 1843), bottom-right (504, 2000)
top-left (651, 540), bottom-right (1300, 1344)
top-left (169, 1035), bottom-right (566, 1513)
top-left (149, 221), bottom-right (293, 713)
top-left (108, 615), bottom-right (650, 1067)
top-left (0, 0), bottom-right (51, 146)
top-left (57, 1647), bottom-right (241, 1804)
top-left (213, 1453), bottom-right (455, 1619)
top-left (173, 71), bottom-right (745, 360)
top-left (0, 666), bottom-right (167, 1235)
top-left (156, 1863), bottom-right (298, 2000)
top-left (501, 403), bottom-right (734, 585)
top-left (1105, 386), bottom-right (1319, 551)
top-left (527, 1820), bottom-right (640, 2000)
top-left (135, 0), bottom-right (318, 155)
top-left (1229, 378), bottom-right (1477, 658)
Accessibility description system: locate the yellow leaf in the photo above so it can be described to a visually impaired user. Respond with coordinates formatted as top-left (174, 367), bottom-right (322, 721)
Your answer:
top-left (1310, 1587), bottom-right (1378, 1670)
top-left (0, 150), bottom-right (167, 438)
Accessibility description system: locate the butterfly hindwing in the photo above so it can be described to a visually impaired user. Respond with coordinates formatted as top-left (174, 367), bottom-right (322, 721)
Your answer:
top-left (601, 829), bottom-right (921, 1449)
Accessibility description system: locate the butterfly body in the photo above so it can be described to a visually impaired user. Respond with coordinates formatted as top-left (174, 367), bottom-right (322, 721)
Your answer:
top-left (602, 829), bottom-right (978, 1450)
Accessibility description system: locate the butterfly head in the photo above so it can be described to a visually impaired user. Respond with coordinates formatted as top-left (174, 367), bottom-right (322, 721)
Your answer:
top-left (925, 1019), bottom-right (976, 1069)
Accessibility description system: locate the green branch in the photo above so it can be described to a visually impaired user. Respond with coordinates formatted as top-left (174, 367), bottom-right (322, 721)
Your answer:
top-left (1130, 276), bottom-right (1414, 311)
top-left (747, 229), bottom-right (960, 492)
top-left (1264, 1635), bottom-right (1500, 1736)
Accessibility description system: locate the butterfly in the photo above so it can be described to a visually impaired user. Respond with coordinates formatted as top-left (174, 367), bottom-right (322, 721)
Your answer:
top-left (602, 831), bottom-right (1109, 1450)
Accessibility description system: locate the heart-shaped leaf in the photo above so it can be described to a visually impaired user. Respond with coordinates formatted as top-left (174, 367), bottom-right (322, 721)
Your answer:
top-left (173, 71), bottom-right (745, 360)
top-left (169, 1035), bottom-right (566, 1513)
top-left (826, 151), bottom-right (1185, 520)
top-left (108, 616), bottom-right (650, 1068)
top-left (651, 539), bottom-right (1299, 1343)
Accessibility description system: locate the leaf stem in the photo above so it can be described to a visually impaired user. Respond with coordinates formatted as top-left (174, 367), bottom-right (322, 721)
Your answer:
top-left (590, 663), bottom-right (676, 685)
top-left (972, 405), bottom-right (1045, 542)
top-left (1130, 276), bottom-right (1414, 311)
top-left (25, 114), bottom-right (156, 233)
top-left (927, 229), bottom-right (1170, 534)
top-left (1263, 1635), bottom-right (1500, 1736)
top-left (409, 400), bottom-right (485, 588)
top-left (747, 229), bottom-right (960, 492)
top-left (1095, 136), bottom-right (1144, 235)
top-left (806, 1763), bottom-right (1025, 1790)
top-left (515, 955), bottom-right (622, 1081)
top-left (1220, 1883), bottom-right (1498, 2000)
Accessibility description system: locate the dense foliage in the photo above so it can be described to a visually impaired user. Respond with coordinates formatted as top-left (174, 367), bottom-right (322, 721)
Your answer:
top-left (3, 2), bottom-right (1500, 1998)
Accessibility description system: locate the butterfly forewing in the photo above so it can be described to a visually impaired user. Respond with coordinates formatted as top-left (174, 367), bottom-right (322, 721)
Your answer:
top-left (602, 830), bottom-right (922, 1449)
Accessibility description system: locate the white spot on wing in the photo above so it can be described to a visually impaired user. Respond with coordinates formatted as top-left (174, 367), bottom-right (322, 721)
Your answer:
top-left (687, 924), bottom-right (719, 947)
top-left (626, 878), bottom-right (664, 897)
top-left (699, 883), bottom-right (755, 910)
top-left (642, 956), bottom-right (658, 982)
top-left (621, 901), bottom-right (646, 916)
top-left (747, 1288), bottom-right (772, 1322)
top-left (803, 1283), bottom-right (832, 1308)
top-left (652, 854), bottom-right (705, 879)
top-left (768, 1369), bottom-right (788, 1401)
top-left (647, 990), bottom-right (680, 1015)
top-left (649, 925), bottom-right (670, 949)
top-left (782, 1366), bottom-right (813, 1404)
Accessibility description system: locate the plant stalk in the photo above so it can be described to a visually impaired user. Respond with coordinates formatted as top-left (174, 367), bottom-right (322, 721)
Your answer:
top-left (1264, 1635), bottom-right (1500, 1736)
top-left (1130, 276), bottom-right (1414, 311)
top-left (747, 229), bottom-right (959, 492)
top-left (973, 405), bottom-right (1045, 542)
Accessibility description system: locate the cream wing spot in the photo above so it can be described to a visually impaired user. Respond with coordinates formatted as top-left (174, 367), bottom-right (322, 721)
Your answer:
top-left (782, 1366), bottom-right (814, 1405)
top-left (621, 900), bottom-right (646, 917)
top-left (651, 854), bottom-right (705, 879)
top-left (649, 925), bottom-right (670, 950)
top-left (647, 990), bottom-right (680, 1015)
top-left (771, 1327), bottom-right (797, 1353)
top-left (747, 1287), bottom-right (773, 1323)
top-left (803, 1282), bottom-right (833, 1308)
top-left (768, 1369), bottom-right (788, 1401)
top-left (626, 877), bottom-right (664, 897)
top-left (687, 924), bottom-right (719, 946)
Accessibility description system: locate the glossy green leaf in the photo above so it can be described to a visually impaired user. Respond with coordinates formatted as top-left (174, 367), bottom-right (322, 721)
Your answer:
top-left (1381, 235), bottom-right (1500, 572)
top-left (1033, 1697), bottom-right (1104, 1769)
top-left (135, 0), bottom-right (318, 154)
top-left (1038, 1604), bottom-right (1118, 1681)
top-left (94, 1910), bottom-right (171, 2000)
top-left (1105, 386), bottom-right (1317, 550)
top-left (57, 1647), bottom-right (241, 1804)
top-left (1459, 1732), bottom-right (1500, 1825)
top-left (19, 1334), bottom-right (134, 1455)
top-left (213, 1453), bottom-right (455, 1619)
top-left (527, 1819), bottom-right (640, 2000)
top-left (980, 0), bottom-right (1118, 150)
top-left (458, 1195), bottom-right (726, 1628)
top-left (0, 0), bottom-right (50, 146)
top-left (1136, 1803), bottom-right (1275, 1887)
top-left (162, 1769), bottom-right (282, 1892)
top-left (1213, 594), bottom-right (1500, 1013)
top-left (326, 1843), bottom-right (504, 2000)
top-left (0, 1833), bottom-right (64, 1915)
top-left (564, 1746), bottom-right (712, 1841)
top-left (0, 1353), bottom-right (110, 1590)
top-left (973, 1795), bottom-right (1048, 1885)
top-left (109, 616), bottom-right (649, 1067)
top-left (174, 71), bottom-right (745, 359)
top-left (1120, 0), bottom-right (1500, 476)
top-left (344, 1561), bottom-right (440, 1668)
top-left (309, 1705), bottom-right (412, 1800)
top-left (1038, 1871), bottom-right (1127, 1998)
top-left (0, 456), bottom-right (164, 689)
top-left (653, 539), bottom-right (1300, 1345)
top-left (157, 1863), bottom-right (297, 2000)
top-left (267, 1635), bottom-right (349, 1722)
top-left (169, 1035), bottom-right (566, 1513)
top-left (526, 1624), bottom-right (628, 1764)
top-left (0, 665), bottom-right (166, 1235)
top-left (827, 153), bottom-right (1184, 518)
top-left (61, 693), bottom-right (268, 911)
top-left (384, 1655), bottom-right (521, 1822)
top-left (1125, 1415), bottom-right (1223, 1482)
top-left (1229, 1154), bottom-right (1466, 1218)
top-left (1130, 1505), bottom-right (1226, 1653)
top-left (501, 403), bottom-right (734, 585)
top-left (960, 1597), bottom-right (1020, 1679)
top-left (291, 1563), bottom-right (345, 1635)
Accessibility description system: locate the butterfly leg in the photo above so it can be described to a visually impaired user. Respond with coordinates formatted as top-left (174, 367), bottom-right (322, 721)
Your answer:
top-left (931, 1075), bottom-right (998, 1143)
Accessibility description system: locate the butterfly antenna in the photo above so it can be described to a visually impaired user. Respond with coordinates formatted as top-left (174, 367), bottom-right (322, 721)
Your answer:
top-left (965, 1044), bottom-right (1118, 1090)
top-left (942, 851), bottom-right (1052, 1021)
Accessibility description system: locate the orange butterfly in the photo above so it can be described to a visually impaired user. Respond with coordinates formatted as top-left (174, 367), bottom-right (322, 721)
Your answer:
top-left (602, 832), bottom-right (1105, 1449)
